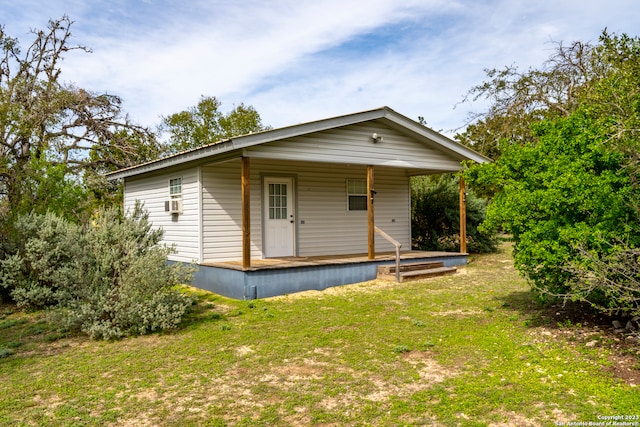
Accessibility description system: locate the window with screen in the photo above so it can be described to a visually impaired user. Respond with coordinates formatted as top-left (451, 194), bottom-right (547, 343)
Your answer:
top-left (347, 179), bottom-right (367, 211)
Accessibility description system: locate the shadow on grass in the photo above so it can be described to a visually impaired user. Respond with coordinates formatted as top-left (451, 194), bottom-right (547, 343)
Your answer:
top-left (176, 286), bottom-right (249, 330)
top-left (497, 289), bottom-right (619, 330)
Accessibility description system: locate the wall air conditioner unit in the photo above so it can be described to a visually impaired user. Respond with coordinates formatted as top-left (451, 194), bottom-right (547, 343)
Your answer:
top-left (166, 199), bottom-right (182, 214)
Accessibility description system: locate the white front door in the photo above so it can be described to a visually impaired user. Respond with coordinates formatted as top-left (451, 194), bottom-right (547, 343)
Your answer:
top-left (264, 177), bottom-right (295, 257)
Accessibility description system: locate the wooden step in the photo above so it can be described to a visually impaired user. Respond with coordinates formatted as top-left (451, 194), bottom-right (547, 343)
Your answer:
top-left (377, 261), bottom-right (444, 275)
top-left (377, 262), bottom-right (457, 282)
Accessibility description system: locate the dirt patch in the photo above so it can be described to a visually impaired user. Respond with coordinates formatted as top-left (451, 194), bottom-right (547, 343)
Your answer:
top-left (133, 389), bottom-right (159, 401)
top-left (270, 363), bottom-right (325, 381)
top-left (609, 354), bottom-right (640, 387)
top-left (403, 350), bottom-right (460, 384)
top-left (502, 294), bottom-right (640, 386)
top-left (268, 272), bottom-right (466, 301)
top-left (429, 309), bottom-right (483, 317)
top-left (115, 414), bottom-right (155, 427)
top-left (235, 345), bottom-right (255, 357)
top-left (488, 411), bottom-right (542, 427)
top-left (267, 280), bottom-right (394, 301)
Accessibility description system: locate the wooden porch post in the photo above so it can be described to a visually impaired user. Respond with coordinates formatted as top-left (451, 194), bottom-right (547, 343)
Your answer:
top-left (242, 156), bottom-right (251, 270)
top-left (367, 165), bottom-right (375, 260)
top-left (459, 176), bottom-right (467, 254)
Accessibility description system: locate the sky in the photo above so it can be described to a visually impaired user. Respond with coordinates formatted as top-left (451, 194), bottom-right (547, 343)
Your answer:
top-left (1, 0), bottom-right (639, 137)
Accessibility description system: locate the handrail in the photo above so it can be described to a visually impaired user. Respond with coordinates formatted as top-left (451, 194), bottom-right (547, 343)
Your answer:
top-left (374, 226), bottom-right (402, 282)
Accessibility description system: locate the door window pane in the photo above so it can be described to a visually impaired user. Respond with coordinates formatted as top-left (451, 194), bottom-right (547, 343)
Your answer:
top-left (269, 183), bottom-right (288, 219)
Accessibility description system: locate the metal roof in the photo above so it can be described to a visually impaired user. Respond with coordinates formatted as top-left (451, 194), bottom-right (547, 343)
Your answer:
top-left (106, 106), bottom-right (489, 180)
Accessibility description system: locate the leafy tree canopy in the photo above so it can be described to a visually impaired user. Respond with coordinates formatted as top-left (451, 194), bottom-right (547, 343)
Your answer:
top-left (456, 31), bottom-right (617, 160)
top-left (0, 16), bottom-right (161, 223)
top-left (465, 30), bottom-right (640, 316)
top-left (159, 96), bottom-right (270, 154)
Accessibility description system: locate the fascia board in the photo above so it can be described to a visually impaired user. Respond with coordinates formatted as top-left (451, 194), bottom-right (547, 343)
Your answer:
top-left (381, 109), bottom-right (491, 164)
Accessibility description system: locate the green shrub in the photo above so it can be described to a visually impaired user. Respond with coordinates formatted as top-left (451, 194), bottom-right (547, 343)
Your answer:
top-left (0, 204), bottom-right (194, 339)
top-left (0, 212), bottom-right (83, 308)
top-left (466, 112), bottom-right (640, 306)
top-left (63, 205), bottom-right (194, 339)
top-left (0, 347), bottom-right (15, 358)
top-left (411, 175), bottom-right (498, 253)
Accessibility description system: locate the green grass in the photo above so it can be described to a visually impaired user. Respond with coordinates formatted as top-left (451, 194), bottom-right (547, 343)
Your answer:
top-left (1, 243), bottom-right (639, 426)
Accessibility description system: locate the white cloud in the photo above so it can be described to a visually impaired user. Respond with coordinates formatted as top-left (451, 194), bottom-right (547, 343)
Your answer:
top-left (2, 0), bottom-right (639, 135)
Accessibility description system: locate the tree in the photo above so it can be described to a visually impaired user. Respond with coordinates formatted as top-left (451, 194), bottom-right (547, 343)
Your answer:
top-left (468, 112), bottom-right (636, 293)
top-left (465, 31), bottom-right (640, 316)
top-left (0, 16), bottom-right (161, 226)
top-left (159, 96), bottom-right (269, 154)
top-left (456, 37), bottom-right (606, 160)
top-left (411, 175), bottom-right (498, 253)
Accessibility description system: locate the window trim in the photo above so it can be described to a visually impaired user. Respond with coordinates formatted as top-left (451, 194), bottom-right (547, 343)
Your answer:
top-left (169, 177), bottom-right (182, 198)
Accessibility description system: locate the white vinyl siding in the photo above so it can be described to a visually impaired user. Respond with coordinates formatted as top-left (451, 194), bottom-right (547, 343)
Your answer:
top-left (243, 121), bottom-right (463, 172)
top-left (123, 167), bottom-right (201, 263)
top-left (253, 159), bottom-right (409, 257)
top-left (199, 158), bottom-right (410, 262)
top-left (201, 159), bottom-right (262, 262)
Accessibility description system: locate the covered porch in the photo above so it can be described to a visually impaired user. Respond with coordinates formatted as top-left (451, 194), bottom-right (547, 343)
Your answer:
top-left (197, 155), bottom-right (471, 300)
top-left (238, 159), bottom-right (470, 269)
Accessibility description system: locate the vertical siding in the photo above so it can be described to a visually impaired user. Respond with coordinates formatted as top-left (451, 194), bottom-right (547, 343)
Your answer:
top-left (124, 167), bottom-right (200, 263)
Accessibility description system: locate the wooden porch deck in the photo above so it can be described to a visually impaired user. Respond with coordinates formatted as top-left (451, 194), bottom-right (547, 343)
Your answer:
top-left (191, 251), bottom-right (468, 300)
top-left (202, 250), bottom-right (464, 271)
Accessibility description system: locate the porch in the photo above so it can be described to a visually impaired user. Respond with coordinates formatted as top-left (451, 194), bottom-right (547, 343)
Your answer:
top-left (190, 250), bottom-right (468, 300)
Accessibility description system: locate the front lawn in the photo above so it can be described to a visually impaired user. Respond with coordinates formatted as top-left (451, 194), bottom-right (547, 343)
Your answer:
top-left (1, 243), bottom-right (638, 426)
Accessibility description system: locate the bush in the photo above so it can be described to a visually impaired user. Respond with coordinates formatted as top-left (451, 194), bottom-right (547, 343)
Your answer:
top-left (63, 205), bottom-right (194, 339)
top-left (0, 204), bottom-right (194, 339)
top-left (466, 112), bottom-right (640, 307)
top-left (411, 175), bottom-right (498, 253)
top-left (565, 242), bottom-right (640, 318)
top-left (0, 212), bottom-right (83, 308)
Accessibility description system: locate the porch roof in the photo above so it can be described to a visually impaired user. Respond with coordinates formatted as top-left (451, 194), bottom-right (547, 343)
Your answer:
top-left (106, 106), bottom-right (489, 181)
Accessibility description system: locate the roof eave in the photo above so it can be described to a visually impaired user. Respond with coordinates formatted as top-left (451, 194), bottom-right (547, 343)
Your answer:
top-left (105, 106), bottom-right (490, 181)
top-left (379, 108), bottom-right (491, 164)
top-left (106, 107), bottom-right (390, 181)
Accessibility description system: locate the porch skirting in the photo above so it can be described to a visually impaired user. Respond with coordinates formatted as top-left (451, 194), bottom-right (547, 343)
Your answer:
top-left (181, 252), bottom-right (467, 300)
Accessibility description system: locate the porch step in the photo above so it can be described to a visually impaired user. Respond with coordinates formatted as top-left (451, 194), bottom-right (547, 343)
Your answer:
top-left (377, 261), bottom-right (457, 282)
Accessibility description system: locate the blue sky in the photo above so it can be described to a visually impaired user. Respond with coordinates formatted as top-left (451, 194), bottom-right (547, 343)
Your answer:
top-left (2, 0), bottom-right (639, 136)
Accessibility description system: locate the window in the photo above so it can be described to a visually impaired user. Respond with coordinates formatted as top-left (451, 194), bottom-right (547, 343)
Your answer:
top-left (169, 178), bottom-right (182, 197)
top-left (268, 183), bottom-right (288, 219)
top-left (347, 179), bottom-right (367, 211)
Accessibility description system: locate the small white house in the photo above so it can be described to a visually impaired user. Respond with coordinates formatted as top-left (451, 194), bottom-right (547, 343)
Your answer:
top-left (106, 107), bottom-right (488, 299)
